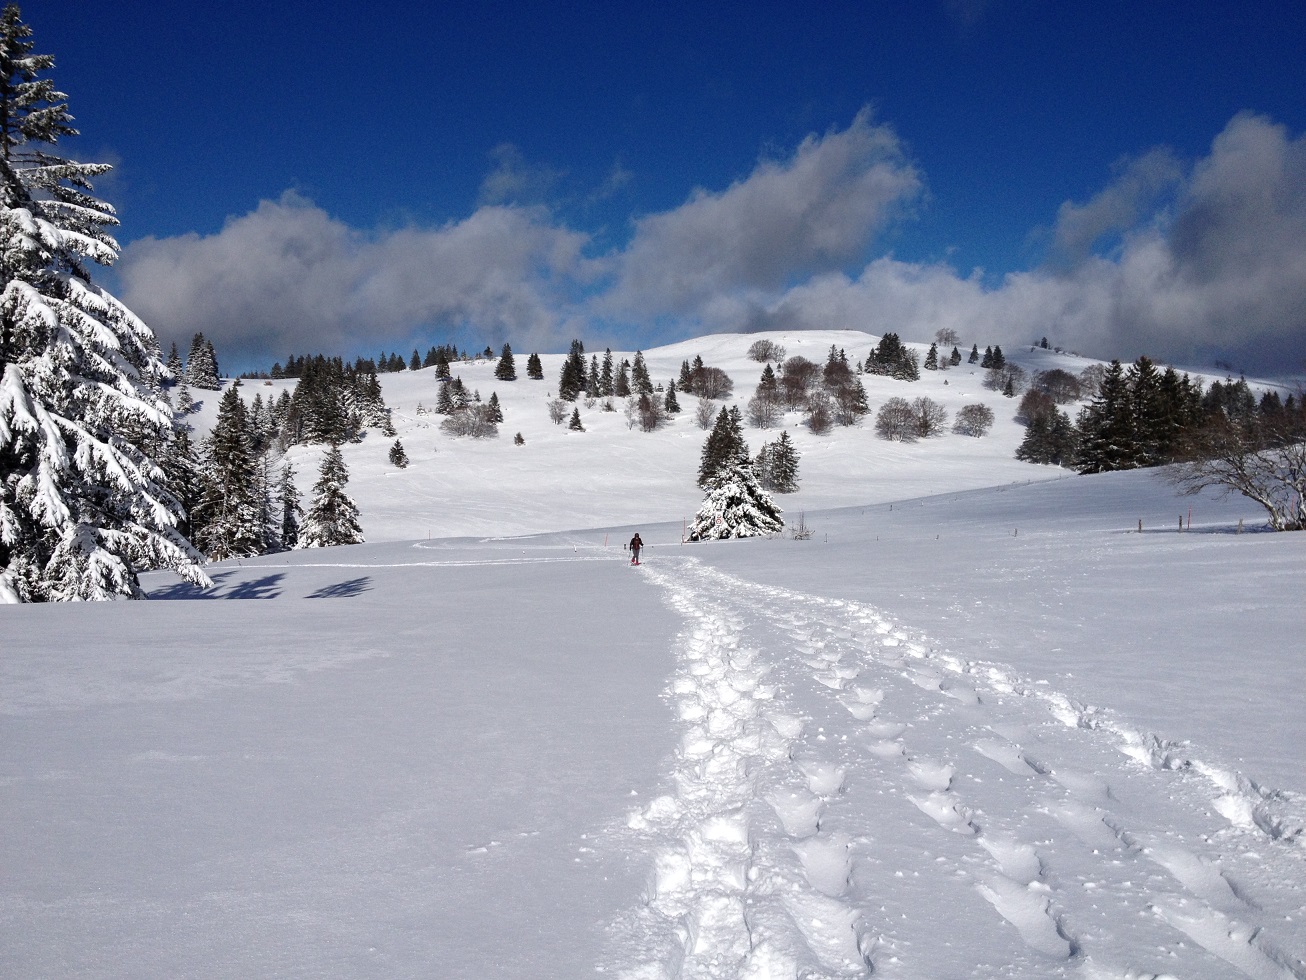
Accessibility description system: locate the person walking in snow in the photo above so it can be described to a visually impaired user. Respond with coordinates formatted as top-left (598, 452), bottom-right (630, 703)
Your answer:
top-left (629, 532), bottom-right (643, 565)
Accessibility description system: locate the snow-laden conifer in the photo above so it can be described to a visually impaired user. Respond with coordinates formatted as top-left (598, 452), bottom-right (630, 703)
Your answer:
top-left (183, 333), bottom-right (221, 390)
top-left (687, 459), bottom-right (783, 541)
top-left (193, 383), bottom-right (264, 560)
top-left (277, 461), bottom-right (302, 550)
top-left (0, 6), bottom-right (206, 599)
top-left (298, 444), bottom-right (363, 548)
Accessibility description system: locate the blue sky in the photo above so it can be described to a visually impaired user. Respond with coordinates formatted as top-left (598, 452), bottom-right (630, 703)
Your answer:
top-left (29, 1), bottom-right (1306, 374)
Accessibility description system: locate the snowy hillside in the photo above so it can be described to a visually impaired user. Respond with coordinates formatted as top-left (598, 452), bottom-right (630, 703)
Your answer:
top-left (194, 331), bottom-right (1112, 541)
top-left (5, 332), bottom-right (1305, 978)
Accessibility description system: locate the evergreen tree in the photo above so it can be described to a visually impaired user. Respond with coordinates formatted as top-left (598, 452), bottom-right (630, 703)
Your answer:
top-left (435, 378), bottom-right (455, 414)
top-left (277, 461), bottom-right (301, 550)
top-left (980, 345), bottom-right (994, 369)
top-left (631, 350), bottom-right (653, 395)
top-left (664, 380), bottom-right (681, 414)
top-left (968, 343), bottom-right (980, 364)
top-left (865, 333), bottom-right (919, 381)
top-left (697, 406), bottom-right (749, 488)
top-left (159, 424), bottom-right (203, 541)
top-left (194, 383), bottom-right (264, 560)
top-left (298, 444), bottom-right (363, 548)
top-left (757, 430), bottom-right (799, 492)
top-left (1076, 360), bottom-right (1141, 473)
top-left (388, 438), bottom-right (408, 468)
top-left (184, 332), bottom-right (221, 390)
top-left (687, 459), bottom-right (783, 540)
top-left (568, 407), bottom-right (584, 431)
top-left (678, 359), bottom-right (692, 391)
top-left (950, 345), bottom-right (962, 366)
top-left (0, 8), bottom-right (206, 599)
top-left (991, 345), bottom-right (1006, 369)
top-left (409, 349), bottom-right (420, 371)
top-left (526, 352), bottom-right (543, 380)
top-left (586, 354), bottom-right (600, 395)
top-left (600, 349), bottom-right (615, 396)
top-left (558, 338), bottom-right (586, 400)
top-left (614, 360), bottom-right (631, 397)
top-left (487, 391), bottom-right (503, 423)
top-left (494, 342), bottom-right (517, 381)
top-left (434, 354), bottom-right (452, 381)
top-left (165, 341), bottom-right (182, 382)
top-left (1015, 408), bottom-right (1078, 467)
top-left (924, 343), bottom-right (939, 370)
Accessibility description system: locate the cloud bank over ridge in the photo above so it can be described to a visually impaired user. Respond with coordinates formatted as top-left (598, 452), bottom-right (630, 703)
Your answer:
top-left (120, 112), bottom-right (1305, 375)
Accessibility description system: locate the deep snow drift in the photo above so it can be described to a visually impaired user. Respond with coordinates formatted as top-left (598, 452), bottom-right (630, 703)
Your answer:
top-left (3, 332), bottom-right (1304, 977)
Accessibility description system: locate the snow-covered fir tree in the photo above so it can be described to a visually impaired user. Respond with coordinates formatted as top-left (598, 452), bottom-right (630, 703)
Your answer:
top-left (159, 424), bottom-right (203, 541)
top-left (193, 383), bottom-right (264, 560)
top-left (756, 430), bottom-right (800, 492)
top-left (0, 6), bottom-right (207, 600)
top-left (165, 341), bottom-right (182, 381)
top-left (277, 461), bottom-right (302, 550)
top-left (697, 406), bottom-right (748, 488)
top-left (183, 332), bottom-right (221, 390)
top-left (298, 444), bottom-right (363, 548)
top-left (525, 352), bottom-right (543, 380)
top-left (568, 407), bottom-right (584, 431)
top-left (687, 459), bottom-right (784, 541)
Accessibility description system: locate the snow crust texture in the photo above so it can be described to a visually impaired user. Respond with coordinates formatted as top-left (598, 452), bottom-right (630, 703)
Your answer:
top-left (602, 557), bottom-right (1306, 979)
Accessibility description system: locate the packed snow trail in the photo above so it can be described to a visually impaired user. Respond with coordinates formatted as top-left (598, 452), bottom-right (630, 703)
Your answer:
top-left (601, 556), bottom-right (1306, 979)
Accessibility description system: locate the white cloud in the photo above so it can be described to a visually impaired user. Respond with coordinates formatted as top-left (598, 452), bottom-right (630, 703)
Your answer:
top-left (120, 192), bottom-right (594, 363)
top-left (118, 112), bottom-right (1304, 377)
top-left (1049, 147), bottom-right (1183, 263)
top-left (478, 143), bottom-right (567, 206)
top-left (723, 114), bottom-right (1306, 374)
top-left (599, 108), bottom-right (922, 317)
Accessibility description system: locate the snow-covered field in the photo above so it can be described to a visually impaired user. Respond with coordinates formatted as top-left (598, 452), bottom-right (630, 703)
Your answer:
top-left (4, 332), bottom-right (1304, 978)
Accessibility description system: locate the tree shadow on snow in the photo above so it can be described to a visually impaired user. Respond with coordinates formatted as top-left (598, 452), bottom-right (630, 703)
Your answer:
top-left (306, 576), bottom-right (372, 599)
top-left (1134, 522), bottom-right (1278, 536)
top-left (150, 571), bottom-right (284, 600)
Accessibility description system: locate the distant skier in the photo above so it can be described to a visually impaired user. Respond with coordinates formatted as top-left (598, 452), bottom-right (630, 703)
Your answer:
top-left (629, 532), bottom-right (643, 565)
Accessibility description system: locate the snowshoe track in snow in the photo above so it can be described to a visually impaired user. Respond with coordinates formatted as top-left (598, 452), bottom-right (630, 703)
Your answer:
top-left (602, 557), bottom-right (1306, 979)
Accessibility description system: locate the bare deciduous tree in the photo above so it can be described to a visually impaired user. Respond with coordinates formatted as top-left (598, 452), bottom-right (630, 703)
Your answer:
top-left (747, 339), bottom-right (787, 363)
top-left (693, 366), bottom-right (734, 400)
top-left (953, 404), bottom-right (995, 437)
top-left (913, 396), bottom-right (949, 437)
top-left (875, 397), bottom-right (918, 441)
top-left (1170, 418), bottom-right (1306, 531)
top-left (747, 393), bottom-right (783, 428)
